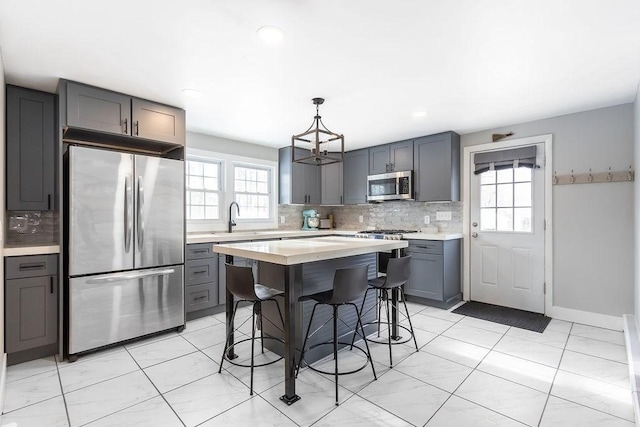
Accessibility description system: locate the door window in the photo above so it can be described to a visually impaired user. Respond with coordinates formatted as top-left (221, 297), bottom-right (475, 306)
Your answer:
top-left (479, 167), bottom-right (532, 232)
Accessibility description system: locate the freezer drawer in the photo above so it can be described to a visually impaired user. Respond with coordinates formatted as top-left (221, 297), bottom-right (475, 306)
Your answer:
top-left (69, 265), bottom-right (184, 354)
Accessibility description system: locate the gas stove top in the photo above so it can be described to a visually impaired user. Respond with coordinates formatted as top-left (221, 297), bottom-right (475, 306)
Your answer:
top-left (354, 229), bottom-right (417, 240)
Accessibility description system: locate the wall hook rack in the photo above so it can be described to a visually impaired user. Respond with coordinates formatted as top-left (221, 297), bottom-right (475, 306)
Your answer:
top-left (553, 166), bottom-right (635, 185)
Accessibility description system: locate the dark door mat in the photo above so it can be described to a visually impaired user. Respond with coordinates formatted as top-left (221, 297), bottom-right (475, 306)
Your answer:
top-left (452, 301), bottom-right (551, 333)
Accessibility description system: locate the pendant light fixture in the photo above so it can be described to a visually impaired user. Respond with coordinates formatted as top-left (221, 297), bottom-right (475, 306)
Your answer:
top-left (291, 97), bottom-right (344, 166)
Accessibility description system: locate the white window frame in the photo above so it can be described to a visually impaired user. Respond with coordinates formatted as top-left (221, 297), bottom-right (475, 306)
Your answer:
top-left (185, 156), bottom-right (224, 223)
top-left (185, 148), bottom-right (278, 232)
top-left (232, 163), bottom-right (273, 222)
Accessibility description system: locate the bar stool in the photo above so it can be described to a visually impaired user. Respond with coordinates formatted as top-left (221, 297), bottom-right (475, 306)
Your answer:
top-left (296, 264), bottom-right (377, 406)
top-left (218, 263), bottom-right (285, 395)
top-left (355, 255), bottom-right (418, 367)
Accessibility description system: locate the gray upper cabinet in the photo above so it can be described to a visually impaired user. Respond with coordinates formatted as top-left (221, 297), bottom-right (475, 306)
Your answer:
top-left (369, 140), bottom-right (413, 174)
top-left (66, 82), bottom-right (131, 135)
top-left (343, 148), bottom-right (369, 205)
top-left (131, 98), bottom-right (186, 146)
top-left (6, 85), bottom-right (56, 211)
top-left (62, 81), bottom-right (185, 146)
top-left (413, 132), bottom-right (460, 202)
top-left (321, 159), bottom-right (343, 205)
top-left (279, 146), bottom-right (320, 204)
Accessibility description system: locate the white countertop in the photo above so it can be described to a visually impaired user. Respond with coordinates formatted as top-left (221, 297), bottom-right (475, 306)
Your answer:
top-left (212, 236), bottom-right (407, 265)
top-left (4, 245), bottom-right (61, 257)
top-left (187, 229), bottom-right (459, 244)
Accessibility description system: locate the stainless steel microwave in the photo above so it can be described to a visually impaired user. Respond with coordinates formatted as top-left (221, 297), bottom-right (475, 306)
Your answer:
top-left (367, 170), bottom-right (413, 202)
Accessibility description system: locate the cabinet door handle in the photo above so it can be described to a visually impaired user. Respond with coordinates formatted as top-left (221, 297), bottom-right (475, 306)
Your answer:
top-left (191, 249), bottom-right (208, 254)
top-left (340, 195), bottom-right (343, 204)
top-left (193, 295), bottom-right (207, 301)
top-left (123, 118), bottom-right (128, 134)
top-left (135, 120), bottom-right (139, 136)
top-left (47, 194), bottom-right (51, 210)
top-left (50, 276), bottom-right (54, 294)
top-left (192, 270), bottom-right (208, 275)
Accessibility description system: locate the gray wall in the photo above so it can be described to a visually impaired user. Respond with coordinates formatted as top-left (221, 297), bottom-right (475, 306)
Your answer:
top-left (187, 131), bottom-right (278, 161)
top-left (635, 86), bottom-right (640, 318)
top-left (463, 104), bottom-right (635, 318)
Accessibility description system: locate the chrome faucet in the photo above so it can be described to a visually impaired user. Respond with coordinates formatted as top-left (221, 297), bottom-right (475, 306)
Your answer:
top-left (228, 201), bottom-right (240, 233)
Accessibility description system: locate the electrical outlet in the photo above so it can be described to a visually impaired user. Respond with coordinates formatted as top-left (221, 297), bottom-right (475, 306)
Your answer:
top-left (424, 215), bottom-right (430, 224)
top-left (358, 215), bottom-right (364, 223)
top-left (280, 216), bottom-right (285, 224)
top-left (436, 211), bottom-right (452, 221)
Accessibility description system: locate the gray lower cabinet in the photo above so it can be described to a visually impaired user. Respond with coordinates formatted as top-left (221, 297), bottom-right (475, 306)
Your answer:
top-left (413, 131), bottom-right (460, 202)
top-left (185, 243), bottom-right (219, 316)
top-left (321, 160), bottom-right (343, 205)
top-left (343, 148), bottom-right (369, 204)
top-left (5, 254), bottom-right (58, 365)
top-left (404, 239), bottom-right (461, 309)
top-left (6, 85), bottom-right (56, 211)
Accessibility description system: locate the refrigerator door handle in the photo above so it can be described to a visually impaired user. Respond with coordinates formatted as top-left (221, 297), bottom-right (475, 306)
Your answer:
top-left (137, 175), bottom-right (145, 251)
top-left (124, 175), bottom-right (133, 253)
top-left (85, 268), bottom-right (176, 284)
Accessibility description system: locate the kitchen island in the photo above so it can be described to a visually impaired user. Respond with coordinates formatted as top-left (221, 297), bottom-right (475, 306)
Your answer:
top-left (212, 236), bottom-right (408, 405)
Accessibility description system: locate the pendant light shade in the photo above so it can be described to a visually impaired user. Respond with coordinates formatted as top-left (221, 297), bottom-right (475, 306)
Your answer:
top-left (291, 98), bottom-right (344, 166)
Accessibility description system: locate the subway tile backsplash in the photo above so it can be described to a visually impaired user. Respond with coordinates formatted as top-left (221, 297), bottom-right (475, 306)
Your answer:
top-left (6, 211), bottom-right (59, 245)
top-left (278, 202), bottom-right (462, 232)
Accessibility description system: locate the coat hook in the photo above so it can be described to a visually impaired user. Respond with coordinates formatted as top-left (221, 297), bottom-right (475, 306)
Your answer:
top-left (607, 167), bottom-right (612, 182)
top-left (553, 170), bottom-right (558, 185)
top-left (588, 168), bottom-right (593, 183)
top-left (570, 169), bottom-right (575, 184)
top-left (629, 165), bottom-right (634, 181)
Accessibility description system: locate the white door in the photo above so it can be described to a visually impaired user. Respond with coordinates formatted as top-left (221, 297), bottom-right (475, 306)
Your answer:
top-left (469, 143), bottom-right (545, 313)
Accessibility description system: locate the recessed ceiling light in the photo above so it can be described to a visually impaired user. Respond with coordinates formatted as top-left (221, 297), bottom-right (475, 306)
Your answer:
top-left (182, 88), bottom-right (203, 99)
top-left (412, 111), bottom-right (427, 118)
top-left (257, 26), bottom-right (284, 44)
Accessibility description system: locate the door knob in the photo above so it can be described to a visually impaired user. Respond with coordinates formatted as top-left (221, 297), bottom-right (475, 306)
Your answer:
top-left (471, 232), bottom-right (478, 238)
top-left (472, 222), bottom-right (478, 227)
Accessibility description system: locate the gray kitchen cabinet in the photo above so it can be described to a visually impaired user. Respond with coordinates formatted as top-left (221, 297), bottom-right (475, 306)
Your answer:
top-left (369, 140), bottom-right (413, 174)
top-left (6, 85), bottom-right (56, 211)
top-left (413, 131), bottom-right (460, 202)
top-left (185, 243), bottom-right (219, 317)
top-left (404, 239), bottom-right (461, 309)
top-left (321, 159), bottom-right (343, 205)
top-left (278, 146), bottom-right (320, 204)
top-left (343, 148), bottom-right (369, 205)
top-left (5, 254), bottom-right (58, 364)
top-left (62, 80), bottom-right (185, 146)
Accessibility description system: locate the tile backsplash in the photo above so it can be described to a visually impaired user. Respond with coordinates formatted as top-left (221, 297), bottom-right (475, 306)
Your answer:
top-left (278, 202), bottom-right (462, 232)
top-left (6, 211), bottom-right (59, 245)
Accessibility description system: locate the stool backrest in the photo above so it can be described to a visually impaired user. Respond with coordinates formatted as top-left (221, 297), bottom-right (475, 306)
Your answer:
top-left (330, 264), bottom-right (369, 304)
top-left (381, 256), bottom-right (411, 289)
top-left (225, 263), bottom-right (257, 301)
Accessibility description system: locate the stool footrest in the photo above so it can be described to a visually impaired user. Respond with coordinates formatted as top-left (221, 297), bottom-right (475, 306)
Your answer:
top-left (300, 341), bottom-right (372, 376)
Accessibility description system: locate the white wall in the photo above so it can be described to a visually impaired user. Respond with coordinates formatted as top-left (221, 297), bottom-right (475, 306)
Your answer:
top-left (635, 85), bottom-right (640, 318)
top-left (187, 131), bottom-right (278, 162)
top-left (463, 104), bottom-right (634, 319)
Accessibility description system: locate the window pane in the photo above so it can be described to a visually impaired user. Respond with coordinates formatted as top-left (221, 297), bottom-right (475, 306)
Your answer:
top-left (480, 185), bottom-right (496, 208)
top-left (247, 181), bottom-right (257, 193)
top-left (204, 177), bottom-right (218, 190)
top-left (514, 167), bottom-right (531, 182)
top-left (203, 163), bottom-right (218, 178)
top-left (190, 191), bottom-right (204, 205)
top-left (496, 183), bottom-right (513, 207)
top-left (205, 192), bottom-right (218, 205)
top-left (205, 207), bottom-right (219, 220)
top-left (480, 208), bottom-right (496, 231)
top-left (190, 206), bottom-right (204, 220)
top-left (496, 169), bottom-right (513, 183)
top-left (480, 170), bottom-right (496, 185)
top-left (257, 182), bottom-right (268, 194)
top-left (258, 170), bottom-right (268, 182)
top-left (189, 176), bottom-right (203, 190)
top-left (514, 183), bottom-right (531, 207)
top-left (496, 208), bottom-right (513, 231)
top-left (514, 208), bottom-right (532, 232)
top-left (189, 162), bottom-right (203, 175)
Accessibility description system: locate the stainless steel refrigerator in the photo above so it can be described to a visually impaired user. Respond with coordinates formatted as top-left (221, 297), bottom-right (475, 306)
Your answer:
top-left (67, 145), bottom-right (184, 356)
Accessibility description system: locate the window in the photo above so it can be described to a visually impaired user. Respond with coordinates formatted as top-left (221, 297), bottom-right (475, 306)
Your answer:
top-left (186, 159), bottom-right (221, 220)
top-left (480, 167), bottom-right (532, 232)
top-left (233, 165), bottom-right (271, 219)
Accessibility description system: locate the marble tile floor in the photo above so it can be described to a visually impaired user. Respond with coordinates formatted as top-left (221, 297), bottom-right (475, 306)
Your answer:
top-left (0, 303), bottom-right (634, 427)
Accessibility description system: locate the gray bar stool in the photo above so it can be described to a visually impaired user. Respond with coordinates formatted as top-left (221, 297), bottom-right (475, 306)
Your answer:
top-left (218, 263), bottom-right (285, 395)
top-left (354, 255), bottom-right (418, 367)
top-left (296, 264), bottom-right (377, 406)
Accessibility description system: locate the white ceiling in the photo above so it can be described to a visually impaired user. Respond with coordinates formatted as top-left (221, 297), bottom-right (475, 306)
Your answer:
top-left (1, 0), bottom-right (639, 150)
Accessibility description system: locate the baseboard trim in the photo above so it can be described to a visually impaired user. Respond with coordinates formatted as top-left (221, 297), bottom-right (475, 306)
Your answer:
top-left (0, 353), bottom-right (7, 420)
top-left (546, 305), bottom-right (622, 330)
